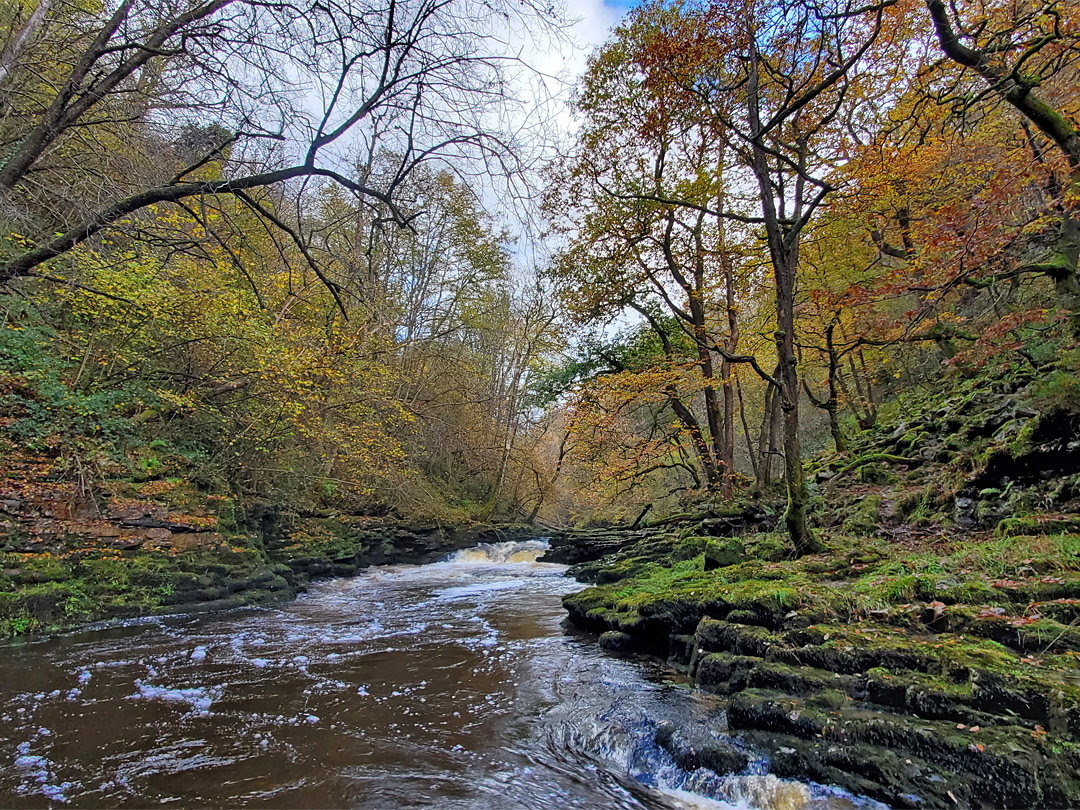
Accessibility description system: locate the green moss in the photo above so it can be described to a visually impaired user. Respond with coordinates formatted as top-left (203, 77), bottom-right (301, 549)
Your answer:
top-left (675, 535), bottom-right (709, 559)
top-left (858, 464), bottom-right (899, 485)
top-left (851, 574), bottom-right (919, 606)
top-left (743, 531), bottom-right (792, 562)
top-left (704, 537), bottom-right (745, 569)
top-left (0, 546), bottom-right (293, 640)
top-left (842, 494), bottom-right (883, 536)
top-left (1032, 353), bottom-right (1080, 411)
top-left (894, 488), bottom-right (926, 518)
top-left (997, 515), bottom-right (1080, 538)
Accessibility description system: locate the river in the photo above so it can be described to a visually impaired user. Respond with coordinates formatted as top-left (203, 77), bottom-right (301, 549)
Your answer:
top-left (0, 541), bottom-right (882, 809)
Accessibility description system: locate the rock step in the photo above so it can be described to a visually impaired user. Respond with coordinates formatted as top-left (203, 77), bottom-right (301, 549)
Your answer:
top-left (685, 618), bottom-right (1079, 731)
top-left (654, 721), bottom-right (751, 776)
top-left (729, 688), bottom-right (1075, 809)
top-left (745, 728), bottom-right (983, 809)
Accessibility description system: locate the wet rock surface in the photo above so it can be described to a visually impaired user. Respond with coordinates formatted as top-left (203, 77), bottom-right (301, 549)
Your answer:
top-left (654, 721), bottom-right (750, 776)
top-left (539, 526), bottom-right (671, 566)
top-left (565, 546), bottom-right (1080, 808)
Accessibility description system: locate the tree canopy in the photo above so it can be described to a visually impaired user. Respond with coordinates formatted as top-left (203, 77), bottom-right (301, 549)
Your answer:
top-left (0, 0), bottom-right (1077, 542)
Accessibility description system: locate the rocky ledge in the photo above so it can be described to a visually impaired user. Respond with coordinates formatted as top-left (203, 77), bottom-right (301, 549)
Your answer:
top-left (0, 458), bottom-right (539, 639)
top-left (562, 526), bottom-right (1080, 809)
top-left (559, 372), bottom-right (1080, 808)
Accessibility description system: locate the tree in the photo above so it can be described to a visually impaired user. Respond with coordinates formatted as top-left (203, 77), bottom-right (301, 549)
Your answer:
top-left (644, 0), bottom-right (902, 552)
top-left (922, 0), bottom-right (1080, 335)
top-left (553, 324), bottom-right (712, 515)
top-left (547, 6), bottom-right (766, 496)
top-left (0, 0), bottom-right (560, 297)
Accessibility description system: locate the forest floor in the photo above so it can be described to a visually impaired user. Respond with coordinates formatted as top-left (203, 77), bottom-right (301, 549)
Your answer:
top-left (558, 368), bottom-right (1080, 809)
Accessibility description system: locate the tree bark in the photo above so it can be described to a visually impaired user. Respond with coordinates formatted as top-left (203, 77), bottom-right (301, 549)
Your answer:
top-left (774, 251), bottom-right (816, 550)
top-left (0, 0), bottom-right (54, 88)
top-left (719, 202), bottom-right (739, 498)
top-left (735, 372), bottom-right (760, 483)
top-left (745, 39), bottom-right (820, 554)
top-left (805, 320), bottom-right (846, 452)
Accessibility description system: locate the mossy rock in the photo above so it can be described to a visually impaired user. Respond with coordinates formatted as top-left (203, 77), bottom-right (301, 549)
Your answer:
top-left (598, 630), bottom-right (641, 654)
top-left (704, 538), bottom-right (745, 570)
top-left (654, 721), bottom-right (749, 775)
top-left (996, 515), bottom-right (1080, 537)
top-left (742, 532), bottom-right (792, 562)
top-left (730, 688), bottom-right (1069, 807)
top-left (695, 618), bottom-right (776, 657)
top-left (842, 493), bottom-right (883, 536)
top-left (859, 464), bottom-right (899, 485)
top-left (674, 535), bottom-right (709, 559)
top-left (0, 545), bottom-right (298, 639)
top-left (691, 652), bottom-right (759, 694)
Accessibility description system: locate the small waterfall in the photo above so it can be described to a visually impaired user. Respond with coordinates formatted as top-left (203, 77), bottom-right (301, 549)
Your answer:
top-left (444, 539), bottom-right (550, 564)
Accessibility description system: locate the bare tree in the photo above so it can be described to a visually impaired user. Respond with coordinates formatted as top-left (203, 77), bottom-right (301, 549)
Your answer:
top-left (0, 0), bottom-right (562, 295)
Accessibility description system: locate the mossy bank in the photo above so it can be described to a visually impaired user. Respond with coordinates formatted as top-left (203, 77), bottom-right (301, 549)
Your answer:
top-left (0, 454), bottom-right (538, 639)
top-left (559, 369), bottom-right (1080, 809)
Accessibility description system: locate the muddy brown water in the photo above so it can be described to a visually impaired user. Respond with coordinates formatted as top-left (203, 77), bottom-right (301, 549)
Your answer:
top-left (0, 541), bottom-right (883, 809)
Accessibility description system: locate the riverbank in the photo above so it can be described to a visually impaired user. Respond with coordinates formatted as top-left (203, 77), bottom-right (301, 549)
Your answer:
top-left (0, 452), bottom-right (540, 638)
top-left (557, 372), bottom-right (1080, 809)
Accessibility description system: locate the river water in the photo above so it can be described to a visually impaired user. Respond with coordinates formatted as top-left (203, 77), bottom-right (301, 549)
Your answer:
top-left (0, 541), bottom-right (880, 809)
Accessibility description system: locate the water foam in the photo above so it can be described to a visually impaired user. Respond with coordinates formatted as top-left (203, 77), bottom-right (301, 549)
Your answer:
top-left (130, 679), bottom-right (220, 715)
top-left (443, 539), bottom-right (550, 565)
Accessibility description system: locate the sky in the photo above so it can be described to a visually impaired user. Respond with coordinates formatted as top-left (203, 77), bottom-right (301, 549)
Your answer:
top-left (530, 0), bottom-right (635, 107)
top-left (466, 0), bottom-right (634, 276)
top-left (576, 0), bottom-right (634, 47)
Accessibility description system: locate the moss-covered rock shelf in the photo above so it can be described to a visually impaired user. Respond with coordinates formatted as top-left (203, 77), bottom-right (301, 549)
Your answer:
top-left (0, 546), bottom-right (298, 637)
top-left (563, 530), bottom-right (1080, 808)
top-left (0, 444), bottom-right (540, 638)
top-left (0, 516), bottom-right (538, 639)
top-left (560, 372), bottom-right (1080, 809)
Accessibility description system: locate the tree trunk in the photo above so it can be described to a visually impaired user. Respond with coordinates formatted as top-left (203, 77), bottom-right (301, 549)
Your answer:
top-left (668, 389), bottom-right (719, 488)
top-left (720, 236), bottom-right (739, 498)
top-left (806, 320), bottom-right (847, 453)
top-left (757, 382), bottom-right (773, 488)
top-left (774, 251), bottom-right (818, 553)
top-left (1051, 212), bottom-right (1080, 338)
top-left (721, 358), bottom-right (735, 497)
top-left (689, 228), bottom-right (723, 488)
top-left (745, 38), bottom-right (819, 555)
top-left (696, 325), bottom-right (724, 488)
top-left (735, 372), bottom-right (760, 483)
top-left (0, 0), bottom-right (54, 89)
top-left (630, 301), bottom-right (718, 489)
top-left (765, 381), bottom-right (782, 487)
